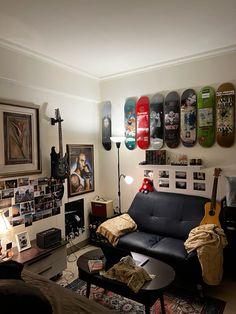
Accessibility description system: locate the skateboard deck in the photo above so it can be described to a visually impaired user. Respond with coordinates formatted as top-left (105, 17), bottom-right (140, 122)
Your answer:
top-left (164, 91), bottom-right (180, 148)
top-left (197, 86), bottom-right (215, 147)
top-left (216, 82), bottom-right (235, 147)
top-left (180, 89), bottom-right (197, 147)
top-left (150, 93), bottom-right (164, 149)
top-left (124, 97), bottom-right (137, 150)
top-left (136, 96), bottom-right (150, 149)
top-left (102, 101), bottom-right (112, 151)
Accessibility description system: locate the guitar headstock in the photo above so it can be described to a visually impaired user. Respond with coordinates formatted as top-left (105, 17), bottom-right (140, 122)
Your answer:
top-left (214, 168), bottom-right (222, 178)
top-left (51, 108), bottom-right (63, 125)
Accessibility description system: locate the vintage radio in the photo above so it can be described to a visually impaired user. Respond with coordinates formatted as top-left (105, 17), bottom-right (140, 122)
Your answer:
top-left (36, 228), bottom-right (61, 249)
top-left (91, 199), bottom-right (113, 218)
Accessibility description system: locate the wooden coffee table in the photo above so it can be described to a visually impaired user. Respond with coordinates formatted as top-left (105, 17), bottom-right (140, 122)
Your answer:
top-left (77, 248), bottom-right (175, 314)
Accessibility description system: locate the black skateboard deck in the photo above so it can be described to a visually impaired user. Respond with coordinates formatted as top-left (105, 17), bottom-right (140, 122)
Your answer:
top-left (102, 101), bottom-right (112, 150)
top-left (180, 89), bottom-right (197, 147)
top-left (124, 97), bottom-right (137, 150)
top-left (197, 86), bottom-right (215, 147)
top-left (164, 91), bottom-right (180, 148)
top-left (216, 82), bottom-right (235, 147)
top-left (150, 93), bottom-right (164, 149)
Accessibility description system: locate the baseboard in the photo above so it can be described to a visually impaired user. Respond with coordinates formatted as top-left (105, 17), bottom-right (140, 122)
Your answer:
top-left (66, 238), bottom-right (90, 255)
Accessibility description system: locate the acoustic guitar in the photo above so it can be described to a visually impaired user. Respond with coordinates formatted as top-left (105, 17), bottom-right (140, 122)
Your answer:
top-left (200, 168), bottom-right (222, 228)
top-left (50, 109), bottom-right (69, 180)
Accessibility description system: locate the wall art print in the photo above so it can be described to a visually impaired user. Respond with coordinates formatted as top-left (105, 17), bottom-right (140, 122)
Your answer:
top-left (67, 144), bottom-right (95, 197)
top-left (0, 99), bottom-right (41, 178)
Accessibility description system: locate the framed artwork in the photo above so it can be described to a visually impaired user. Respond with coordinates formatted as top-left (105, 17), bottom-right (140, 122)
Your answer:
top-left (15, 231), bottom-right (31, 252)
top-left (0, 99), bottom-right (41, 178)
top-left (67, 144), bottom-right (95, 197)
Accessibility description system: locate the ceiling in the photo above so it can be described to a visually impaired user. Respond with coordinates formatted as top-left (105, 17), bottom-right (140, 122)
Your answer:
top-left (1, 0), bottom-right (236, 79)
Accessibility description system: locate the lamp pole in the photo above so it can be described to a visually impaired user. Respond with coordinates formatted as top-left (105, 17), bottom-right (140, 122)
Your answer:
top-left (116, 142), bottom-right (121, 214)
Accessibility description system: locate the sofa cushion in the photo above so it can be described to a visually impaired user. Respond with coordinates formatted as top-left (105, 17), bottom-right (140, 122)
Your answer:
top-left (128, 191), bottom-right (208, 240)
top-left (118, 231), bottom-right (163, 255)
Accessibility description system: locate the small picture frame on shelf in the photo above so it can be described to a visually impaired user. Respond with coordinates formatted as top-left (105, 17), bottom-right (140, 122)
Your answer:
top-left (15, 231), bottom-right (31, 252)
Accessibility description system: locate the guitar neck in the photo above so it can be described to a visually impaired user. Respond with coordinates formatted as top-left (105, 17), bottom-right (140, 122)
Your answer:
top-left (210, 176), bottom-right (218, 209)
top-left (58, 122), bottom-right (63, 158)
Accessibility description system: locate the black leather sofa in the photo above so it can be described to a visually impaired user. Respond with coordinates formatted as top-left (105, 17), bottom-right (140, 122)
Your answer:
top-left (100, 190), bottom-right (209, 289)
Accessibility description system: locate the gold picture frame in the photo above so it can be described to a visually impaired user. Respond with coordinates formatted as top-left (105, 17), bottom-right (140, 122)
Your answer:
top-left (0, 98), bottom-right (41, 178)
top-left (15, 231), bottom-right (31, 252)
top-left (67, 144), bottom-right (95, 197)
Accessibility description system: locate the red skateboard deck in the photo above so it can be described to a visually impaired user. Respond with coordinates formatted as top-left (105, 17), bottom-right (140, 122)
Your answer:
top-left (164, 91), bottom-right (180, 148)
top-left (216, 82), bottom-right (235, 147)
top-left (124, 97), bottom-right (137, 150)
top-left (102, 101), bottom-right (112, 151)
top-left (136, 96), bottom-right (150, 149)
top-left (150, 93), bottom-right (164, 149)
top-left (180, 89), bottom-right (197, 147)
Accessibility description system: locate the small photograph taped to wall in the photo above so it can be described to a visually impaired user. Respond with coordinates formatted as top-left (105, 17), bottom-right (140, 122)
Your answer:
top-left (194, 182), bottom-right (206, 191)
top-left (144, 170), bottom-right (153, 178)
top-left (175, 171), bottom-right (187, 179)
top-left (159, 180), bottom-right (169, 188)
top-left (193, 172), bottom-right (205, 181)
top-left (176, 181), bottom-right (187, 189)
top-left (159, 170), bottom-right (169, 178)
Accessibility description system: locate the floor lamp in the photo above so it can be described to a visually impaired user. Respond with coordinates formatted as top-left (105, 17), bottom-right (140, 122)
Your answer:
top-left (110, 137), bottom-right (133, 214)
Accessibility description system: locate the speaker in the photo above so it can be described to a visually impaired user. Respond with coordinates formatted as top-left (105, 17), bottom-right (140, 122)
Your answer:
top-left (91, 199), bottom-right (113, 218)
top-left (36, 228), bottom-right (61, 249)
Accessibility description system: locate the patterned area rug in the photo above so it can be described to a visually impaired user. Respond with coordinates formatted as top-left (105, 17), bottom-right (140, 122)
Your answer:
top-left (66, 278), bottom-right (226, 313)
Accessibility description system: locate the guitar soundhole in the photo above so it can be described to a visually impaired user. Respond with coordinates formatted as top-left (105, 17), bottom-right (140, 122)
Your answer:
top-left (209, 210), bottom-right (215, 216)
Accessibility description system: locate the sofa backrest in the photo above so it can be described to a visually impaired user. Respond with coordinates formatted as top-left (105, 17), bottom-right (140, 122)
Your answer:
top-left (128, 191), bottom-right (209, 240)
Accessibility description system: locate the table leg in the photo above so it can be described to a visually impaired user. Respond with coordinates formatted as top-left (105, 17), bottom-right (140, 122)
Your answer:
top-left (159, 293), bottom-right (166, 314)
top-left (145, 304), bottom-right (150, 314)
top-left (86, 282), bottom-right (91, 298)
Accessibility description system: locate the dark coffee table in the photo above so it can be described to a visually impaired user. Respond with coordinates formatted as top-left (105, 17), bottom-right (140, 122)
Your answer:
top-left (77, 248), bottom-right (175, 314)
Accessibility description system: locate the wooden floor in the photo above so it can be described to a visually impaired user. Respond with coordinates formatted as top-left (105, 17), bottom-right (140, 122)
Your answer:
top-left (57, 245), bottom-right (236, 313)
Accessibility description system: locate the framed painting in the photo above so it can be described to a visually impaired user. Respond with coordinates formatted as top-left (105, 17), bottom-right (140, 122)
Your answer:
top-left (15, 231), bottom-right (31, 252)
top-left (0, 99), bottom-right (41, 178)
top-left (67, 144), bottom-right (95, 197)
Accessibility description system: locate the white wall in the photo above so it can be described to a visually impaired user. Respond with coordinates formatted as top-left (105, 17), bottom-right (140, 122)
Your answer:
top-left (99, 51), bottom-right (236, 212)
top-left (0, 45), bottom-right (101, 246)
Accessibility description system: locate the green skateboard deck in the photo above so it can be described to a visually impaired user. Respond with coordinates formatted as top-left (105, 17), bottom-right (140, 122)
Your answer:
top-left (216, 82), bottom-right (235, 147)
top-left (102, 101), bottom-right (112, 151)
top-left (124, 97), bottom-right (137, 150)
top-left (180, 89), bottom-right (197, 147)
top-left (164, 91), bottom-right (180, 148)
top-left (197, 86), bottom-right (215, 147)
top-left (150, 93), bottom-right (164, 149)
top-left (136, 96), bottom-right (150, 150)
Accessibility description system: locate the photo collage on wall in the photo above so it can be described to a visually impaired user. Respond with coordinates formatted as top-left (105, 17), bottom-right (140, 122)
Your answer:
top-left (193, 172), bottom-right (206, 191)
top-left (0, 177), bottom-right (62, 228)
top-left (143, 169), bottom-right (206, 192)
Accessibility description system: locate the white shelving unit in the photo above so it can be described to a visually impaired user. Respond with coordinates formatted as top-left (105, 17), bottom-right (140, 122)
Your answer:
top-left (139, 164), bottom-right (204, 171)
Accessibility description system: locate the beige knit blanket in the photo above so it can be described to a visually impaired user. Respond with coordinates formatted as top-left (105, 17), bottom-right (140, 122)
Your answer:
top-left (96, 213), bottom-right (137, 246)
top-left (102, 256), bottom-right (152, 293)
top-left (184, 224), bottom-right (228, 285)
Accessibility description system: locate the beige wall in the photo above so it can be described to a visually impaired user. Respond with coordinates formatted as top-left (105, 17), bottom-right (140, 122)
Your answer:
top-left (0, 45), bottom-right (101, 246)
top-left (1, 43), bottom-right (236, 246)
top-left (99, 51), bottom-right (236, 212)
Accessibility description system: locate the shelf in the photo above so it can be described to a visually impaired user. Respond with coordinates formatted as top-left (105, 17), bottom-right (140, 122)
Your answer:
top-left (139, 164), bottom-right (204, 170)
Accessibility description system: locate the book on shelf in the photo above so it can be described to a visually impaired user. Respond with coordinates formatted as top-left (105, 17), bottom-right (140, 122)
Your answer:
top-left (88, 259), bottom-right (104, 272)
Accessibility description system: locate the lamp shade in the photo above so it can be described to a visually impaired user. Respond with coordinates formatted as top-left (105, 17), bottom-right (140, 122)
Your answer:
top-left (0, 210), bottom-right (11, 237)
top-left (124, 175), bottom-right (133, 184)
top-left (110, 136), bottom-right (125, 143)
